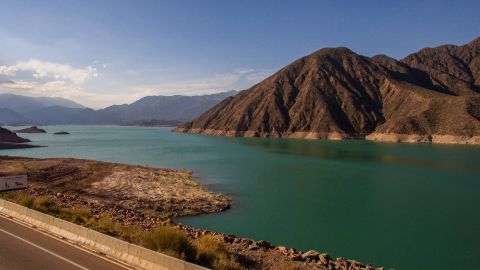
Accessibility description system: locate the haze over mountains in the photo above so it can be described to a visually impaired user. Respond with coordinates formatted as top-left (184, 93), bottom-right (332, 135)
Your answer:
top-left (0, 91), bottom-right (236, 126)
top-left (176, 37), bottom-right (480, 144)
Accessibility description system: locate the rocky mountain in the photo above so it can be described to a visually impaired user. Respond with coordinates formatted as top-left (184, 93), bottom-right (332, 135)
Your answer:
top-left (176, 37), bottom-right (480, 144)
top-left (97, 91), bottom-right (237, 124)
top-left (0, 91), bottom-right (236, 125)
top-left (0, 93), bottom-right (85, 114)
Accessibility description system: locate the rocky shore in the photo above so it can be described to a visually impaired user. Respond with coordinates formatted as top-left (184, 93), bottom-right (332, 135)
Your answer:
top-left (175, 127), bottom-right (480, 145)
top-left (14, 126), bottom-right (47, 133)
top-left (0, 156), bottom-right (383, 269)
top-left (0, 126), bottom-right (45, 149)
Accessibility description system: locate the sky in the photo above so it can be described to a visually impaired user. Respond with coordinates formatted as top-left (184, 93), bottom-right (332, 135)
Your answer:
top-left (0, 0), bottom-right (479, 108)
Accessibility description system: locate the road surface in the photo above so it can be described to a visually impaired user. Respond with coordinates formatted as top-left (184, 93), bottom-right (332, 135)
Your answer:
top-left (0, 215), bottom-right (131, 270)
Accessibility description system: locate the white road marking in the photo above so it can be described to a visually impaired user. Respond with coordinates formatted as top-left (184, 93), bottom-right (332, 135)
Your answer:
top-left (0, 228), bottom-right (90, 270)
top-left (0, 215), bottom-right (133, 270)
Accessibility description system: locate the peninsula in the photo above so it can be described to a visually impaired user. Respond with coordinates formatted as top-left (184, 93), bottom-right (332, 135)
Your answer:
top-left (0, 126), bottom-right (43, 149)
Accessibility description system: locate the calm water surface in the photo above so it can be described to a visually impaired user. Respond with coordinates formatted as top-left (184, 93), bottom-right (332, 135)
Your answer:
top-left (2, 125), bottom-right (480, 270)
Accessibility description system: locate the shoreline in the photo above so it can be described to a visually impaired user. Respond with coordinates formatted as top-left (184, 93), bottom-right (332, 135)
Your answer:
top-left (0, 155), bottom-right (382, 270)
top-left (174, 127), bottom-right (480, 145)
top-left (0, 142), bottom-right (47, 149)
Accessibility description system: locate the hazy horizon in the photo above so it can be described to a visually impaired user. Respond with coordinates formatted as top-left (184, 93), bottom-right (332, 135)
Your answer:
top-left (0, 90), bottom-right (237, 110)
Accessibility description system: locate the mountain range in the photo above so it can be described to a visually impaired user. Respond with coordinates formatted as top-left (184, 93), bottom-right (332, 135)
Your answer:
top-left (0, 91), bottom-right (236, 126)
top-left (176, 37), bottom-right (480, 144)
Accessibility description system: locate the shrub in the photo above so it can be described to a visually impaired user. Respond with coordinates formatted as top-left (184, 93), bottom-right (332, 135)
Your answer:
top-left (195, 235), bottom-right (243, 270)
top-left (116, 224), bottom-right (144, 243)
top-left (92, 215), bottom-right (144, 243)
top-left (142, 226), bottom-right (196, 261)
top-left (31, 196), bottom-right (60, 215)
top-left (1, 192), bottom-right (34, 208)
top-left (92, 214), bottom-right (117, 235)
top-left (59, 207), bottom-right (92, 225)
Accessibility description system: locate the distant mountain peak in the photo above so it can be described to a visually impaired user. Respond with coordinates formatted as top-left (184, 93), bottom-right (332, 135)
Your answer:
top-left (0, 93), bottom-right (86, 115)
top-left (0, 90), bottom-right (237, 125)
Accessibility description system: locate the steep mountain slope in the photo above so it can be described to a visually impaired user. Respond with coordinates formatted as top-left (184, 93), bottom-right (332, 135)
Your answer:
top-left (176, 37), bottom-right (480, 144)
top-left (401, 37), bottom-right (480, 96)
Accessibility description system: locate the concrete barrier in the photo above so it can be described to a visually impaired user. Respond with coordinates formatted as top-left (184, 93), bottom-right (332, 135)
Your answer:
top-left (0, 199), bottom-right (208, 270)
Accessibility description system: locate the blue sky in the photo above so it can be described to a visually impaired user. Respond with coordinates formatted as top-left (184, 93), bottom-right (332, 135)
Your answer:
top-left (0, 0), bottom-right (479, 108)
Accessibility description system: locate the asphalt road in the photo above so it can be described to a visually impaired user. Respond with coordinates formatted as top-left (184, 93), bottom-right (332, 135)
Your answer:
top-left (0, 215), bottom-right (130, 270)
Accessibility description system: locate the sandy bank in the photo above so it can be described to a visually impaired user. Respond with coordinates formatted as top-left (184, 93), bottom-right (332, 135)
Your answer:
top-left (175, 128), bottom-right (480, 145)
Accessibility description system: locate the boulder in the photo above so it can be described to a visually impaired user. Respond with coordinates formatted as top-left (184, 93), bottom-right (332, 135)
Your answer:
top-left (256, 240), bottom-right (271, 249)
top-left (288, 254), bottom-right (302, 261)
top-left (301, 250), bottom-right (320, 260)
top-left (318, 253), bottom-right (331, 265)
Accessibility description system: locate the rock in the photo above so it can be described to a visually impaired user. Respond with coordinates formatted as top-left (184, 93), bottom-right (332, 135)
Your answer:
top-left (289, 254), bottom-right (302, 261)
top-left (256, 240), bottom-right (271, 249)
top-left (301, 250), bottom-right (320, 260)
top-left (288, 248), bottom-right (298, 255)
top-left (277, 246), bottom-right (288, 253)
top-left (54, 131), bottom-right (70, 135)
top-left (318, 253), bottom-right (331, 265)
top-left (15, 126), bottom-right (47, 133)
top-left (222, 235), bottom-right (234, 243)
top-left (248, 243), bottom-right (259, 250)
top-left (240, 238), bottom-right (253, 246)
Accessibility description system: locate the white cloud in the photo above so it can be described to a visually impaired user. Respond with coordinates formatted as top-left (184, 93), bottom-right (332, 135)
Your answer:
top-left (131, 68), bottom-right (273, 97)
top-left (0, 65), bottom-right (18, 76)
top-left (0, 59), bottom-right (98, 84)
top-left (0, 80), bottom-right (34, 90)
top-left (0, 58), bottom-right (273, 108)
top-left (234, 68), bottom-right (257, 74)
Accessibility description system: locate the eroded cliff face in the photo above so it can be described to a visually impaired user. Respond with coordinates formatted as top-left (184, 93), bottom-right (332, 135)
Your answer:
top-left (176, 37), bottom-right (480, 144)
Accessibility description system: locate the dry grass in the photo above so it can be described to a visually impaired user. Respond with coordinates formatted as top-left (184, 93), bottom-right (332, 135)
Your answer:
top-left (0, 159), bottom-right (54, 175)
top-left (142, 226), bottom-right (196, 261)
top-left (195, 235), bottom-right (244, 270)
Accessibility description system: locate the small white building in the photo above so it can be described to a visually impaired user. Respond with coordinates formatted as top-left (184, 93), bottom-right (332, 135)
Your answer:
top-left (0, 175), bottom-right (28, 191)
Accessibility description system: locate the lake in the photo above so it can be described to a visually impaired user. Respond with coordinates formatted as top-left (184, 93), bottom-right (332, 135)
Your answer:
top-left (2, 125), bottom-right (480, 269)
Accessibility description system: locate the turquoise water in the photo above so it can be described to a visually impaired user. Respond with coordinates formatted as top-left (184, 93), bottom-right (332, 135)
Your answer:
top-left (2, 125), bottom-right (480, 270)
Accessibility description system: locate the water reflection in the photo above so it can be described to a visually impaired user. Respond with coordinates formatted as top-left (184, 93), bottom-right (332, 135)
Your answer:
top-left (230, 137), bottom-right (480, 174)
